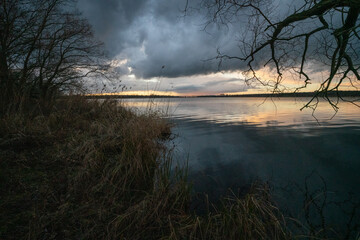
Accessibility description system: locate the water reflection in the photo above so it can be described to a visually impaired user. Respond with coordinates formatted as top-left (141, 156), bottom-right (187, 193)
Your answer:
top-left (122, 97), bottom-right (360, 236)
top-left (122, 97), bottom-right (360, 128)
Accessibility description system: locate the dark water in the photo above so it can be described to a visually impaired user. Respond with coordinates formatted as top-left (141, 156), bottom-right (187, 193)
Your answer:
top-left (123, 97), bottom-right (360, 236)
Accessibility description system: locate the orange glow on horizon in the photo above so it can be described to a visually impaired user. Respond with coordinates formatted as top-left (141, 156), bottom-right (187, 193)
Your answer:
top-left (89, 90), bottom-right (181, 96)
top-left (88, 67), bottom-right (358, 97)
top-left (89, 90), bottom-right (259, 97)
top-left (89, 90), bottom-right (232, 97)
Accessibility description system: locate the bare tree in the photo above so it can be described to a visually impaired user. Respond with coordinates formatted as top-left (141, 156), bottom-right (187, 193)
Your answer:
top-left (195, 0), bottom-right (360, 110)
top-left (0, 0), bottom-right (109, 112)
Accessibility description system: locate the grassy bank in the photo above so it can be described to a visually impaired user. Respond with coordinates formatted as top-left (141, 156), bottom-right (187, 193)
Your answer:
top-left (0, 98), bottom-right (290, 239)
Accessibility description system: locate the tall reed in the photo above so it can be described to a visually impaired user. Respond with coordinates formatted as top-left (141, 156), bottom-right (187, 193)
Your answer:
top-left (0, 97), bottom-right (291, 239)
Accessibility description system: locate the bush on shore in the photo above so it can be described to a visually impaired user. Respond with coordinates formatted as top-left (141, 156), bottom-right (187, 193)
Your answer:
top-left (0, 98), bottom-right (290, 239)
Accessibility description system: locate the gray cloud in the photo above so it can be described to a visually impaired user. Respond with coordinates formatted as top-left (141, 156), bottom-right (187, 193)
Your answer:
top-left (172, 85), bottom-right (203, 93)
top-left (77, 0), bottom-right (250, 80)
top-left (77, 0), bottom-right (148, 55)
top-left (167, 77), bottom-right (255, 94)
top-left (77, 0), bottom-right (349, 87)
top-left (203, 78), bottom-right (244, 87)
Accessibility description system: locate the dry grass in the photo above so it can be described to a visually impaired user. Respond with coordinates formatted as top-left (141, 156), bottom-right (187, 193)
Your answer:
top-left (0, 97), bottom-right (291, 239)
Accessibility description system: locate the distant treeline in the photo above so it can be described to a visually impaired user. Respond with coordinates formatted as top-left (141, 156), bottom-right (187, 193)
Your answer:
top-left (83, 95), bottom-right (182, 99)
top-left (198, 91), bottom-right (360, 98)
top-left (82, 91), bottom-right (360, 99)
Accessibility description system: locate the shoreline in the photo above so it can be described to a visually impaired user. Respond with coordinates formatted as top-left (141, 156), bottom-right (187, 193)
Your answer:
top-left (81, 90), bottom-right (360, 99)
top-left (1, 98), bottom-right (358, 239)
top-left (0, 98), bottom-right (290, 239)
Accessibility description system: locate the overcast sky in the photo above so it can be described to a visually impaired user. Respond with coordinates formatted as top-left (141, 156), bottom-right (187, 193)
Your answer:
top-left (74, 0), bottom-right (255, 95)
top-left (76, 0), bottom-right (354, 95)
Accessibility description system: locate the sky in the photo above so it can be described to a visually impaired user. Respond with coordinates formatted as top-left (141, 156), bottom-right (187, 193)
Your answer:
top-left (76, 0), bottom-right (359, 96)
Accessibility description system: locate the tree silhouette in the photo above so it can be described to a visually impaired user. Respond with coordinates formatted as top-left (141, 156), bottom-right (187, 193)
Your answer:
top-left (196, 0), bottom-right (360, 110)
top-left (0, 0), bottom-right (108, 112)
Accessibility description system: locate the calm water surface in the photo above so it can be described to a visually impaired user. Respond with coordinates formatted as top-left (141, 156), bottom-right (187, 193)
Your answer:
top-left (122, 97), bottom-right (360, 233)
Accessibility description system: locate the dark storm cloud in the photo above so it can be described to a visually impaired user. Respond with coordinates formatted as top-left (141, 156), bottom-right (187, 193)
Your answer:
top-left (77, 0), bottom-right (250, 79)
top-left (77, 0), bottom-right (148, 55)
top-left (77, 0), bottom-right (335, 82)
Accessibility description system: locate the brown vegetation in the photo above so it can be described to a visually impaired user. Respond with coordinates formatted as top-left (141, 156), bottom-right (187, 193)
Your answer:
top-left (0, 98), bottom-right (290, 239)
top-left (0, 0), bottom-right (108, 114)
top-left (198, 0), bottom-right (360, 110)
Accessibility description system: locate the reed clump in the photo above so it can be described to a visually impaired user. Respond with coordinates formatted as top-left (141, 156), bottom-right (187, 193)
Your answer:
top-left (0, 97), bottom-right (290, 239)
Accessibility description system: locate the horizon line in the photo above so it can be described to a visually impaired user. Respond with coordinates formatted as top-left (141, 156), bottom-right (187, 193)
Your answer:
top-left (82, 90), bottom-right (360, 99)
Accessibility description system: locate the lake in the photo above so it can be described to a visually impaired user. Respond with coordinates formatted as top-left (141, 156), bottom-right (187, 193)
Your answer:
top-left (122, 97), bottom-right (360, 235)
